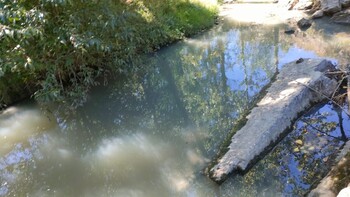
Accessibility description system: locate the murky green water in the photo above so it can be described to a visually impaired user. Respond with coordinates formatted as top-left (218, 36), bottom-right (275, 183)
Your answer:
top-left (1, 11), bottom-right (350, 197)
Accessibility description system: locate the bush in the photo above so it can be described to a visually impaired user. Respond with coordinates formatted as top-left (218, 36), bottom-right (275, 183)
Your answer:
top-left (0, 0), bottom-right (218, 107)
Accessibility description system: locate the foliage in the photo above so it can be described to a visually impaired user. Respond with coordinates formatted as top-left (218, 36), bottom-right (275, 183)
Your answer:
top-left (0, 0), bottom-right (218, 107)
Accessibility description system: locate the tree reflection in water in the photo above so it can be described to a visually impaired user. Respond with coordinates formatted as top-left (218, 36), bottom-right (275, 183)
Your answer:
top-left (220, 103), bottom-right (350, 196)
top-left (1, 18), bottom-right (350, 196)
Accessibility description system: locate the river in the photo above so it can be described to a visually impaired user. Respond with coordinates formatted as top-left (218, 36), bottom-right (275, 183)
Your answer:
top-left (1, 4), bottom-right (350, 197)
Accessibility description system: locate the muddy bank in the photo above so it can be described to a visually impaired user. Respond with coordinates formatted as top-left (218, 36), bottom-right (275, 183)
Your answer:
top-left (209, 59), bottom-right (337, 183)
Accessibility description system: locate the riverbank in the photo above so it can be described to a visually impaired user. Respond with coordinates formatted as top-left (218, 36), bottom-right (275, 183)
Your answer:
top-left (0, 0), bottom-right (218, 109)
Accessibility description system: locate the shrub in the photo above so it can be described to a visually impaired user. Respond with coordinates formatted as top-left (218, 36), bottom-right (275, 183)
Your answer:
top-left (0, 0), bottom-right (218, 107)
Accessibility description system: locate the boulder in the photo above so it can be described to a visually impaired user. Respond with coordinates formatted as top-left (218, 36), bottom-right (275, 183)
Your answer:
top-left (297, 18), bottom-right (312, 30)
top-left (341, 0), bottom-right (350, 8)
top-left (331, 8), bottom-right (350, 24)
top-left (320, 0), bottom-right (341, 14)
top-left (312, 10), bottom-right (325, 18)
top-left (294, 0), bottom-right (314, 9)
top-left (284, 27), bottom-right (296, 34)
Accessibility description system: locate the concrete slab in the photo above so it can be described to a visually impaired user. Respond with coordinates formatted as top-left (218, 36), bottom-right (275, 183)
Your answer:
top-left (209, 59), bottom-right (338, 183)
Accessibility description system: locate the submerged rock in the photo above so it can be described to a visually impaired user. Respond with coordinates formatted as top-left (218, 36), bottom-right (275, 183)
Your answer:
top-left (284, 27), bottom-right (296, 34)
top-left (331, 8), bottom-right (350, 24)
top-left (209, 59), bottom-right (337, 183)
top-left (297, 18), bottom-right (312, 30)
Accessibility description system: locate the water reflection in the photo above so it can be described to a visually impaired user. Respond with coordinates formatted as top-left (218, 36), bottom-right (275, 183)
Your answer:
top-left (157, 24), bottom-right (283, 156)
top-left (0, 105), bottom-right (54, 156)
top-left (0, 103), bottom-right (56, 196)
top-left (220, 103), bottom-right (349, 196)
top-left (285, 19), bottom-right (350, 66)
top-left (1, 14), bottom-right (350, 196)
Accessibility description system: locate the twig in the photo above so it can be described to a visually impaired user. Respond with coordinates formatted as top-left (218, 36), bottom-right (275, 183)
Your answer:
top-left (333, 93), bottom-right (347, 102)
top-left (301, 119), bottom-right (343, 140)
top-left (331, 76), bottom-right (347, 100)
top-left (326, 71), bottom-right (348, 75)
top-left (295, 81), bottom-right (350, 117)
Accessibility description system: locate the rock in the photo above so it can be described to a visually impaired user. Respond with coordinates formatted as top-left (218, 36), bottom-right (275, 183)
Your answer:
top-left (331, 8), bottom-right (350, 24)
top-left (308, 141), bottom-right (350, 197)
top-left (312, 10), bottom-right (325, 18)
top-left (341, 0), bottom-right (350, 8)
top-left (308, 187), bottom-right (336, 197)
top-left (282, 0), bottom-right (297, 10)
top-left (295, 139), bottom-right (303, 145)
top-left (297, 18), bottom-right (312, 30)
top-left (287, 0), bottom-right (299, 10)
top-left (294, 0), bottom-right (314, 9)
top-left (315, 59), bottom-right (337, 72)
top-left (281, 0), bottom-right (308, 9)
top-left (338, 187), bottom-right (350, 197)
top-left (296, 58), bottom-right (304, 63)
top-left (320, 0), bottom-right (341, 14)
top-left (209, 59), bottom-right (337, 184)
top-left (284, 27), bottom-right (295, 34)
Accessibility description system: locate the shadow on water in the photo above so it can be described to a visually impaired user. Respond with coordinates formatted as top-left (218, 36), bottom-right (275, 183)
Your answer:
top-left (1, 14), bottom-right (350, 196)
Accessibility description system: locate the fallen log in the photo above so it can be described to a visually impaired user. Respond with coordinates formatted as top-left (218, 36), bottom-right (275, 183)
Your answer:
top-left (209, 59), bottom-right (338, 183)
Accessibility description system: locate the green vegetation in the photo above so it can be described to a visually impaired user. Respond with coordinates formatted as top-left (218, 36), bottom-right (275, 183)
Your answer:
top-left (0, 0), bottom-right (218, 107)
